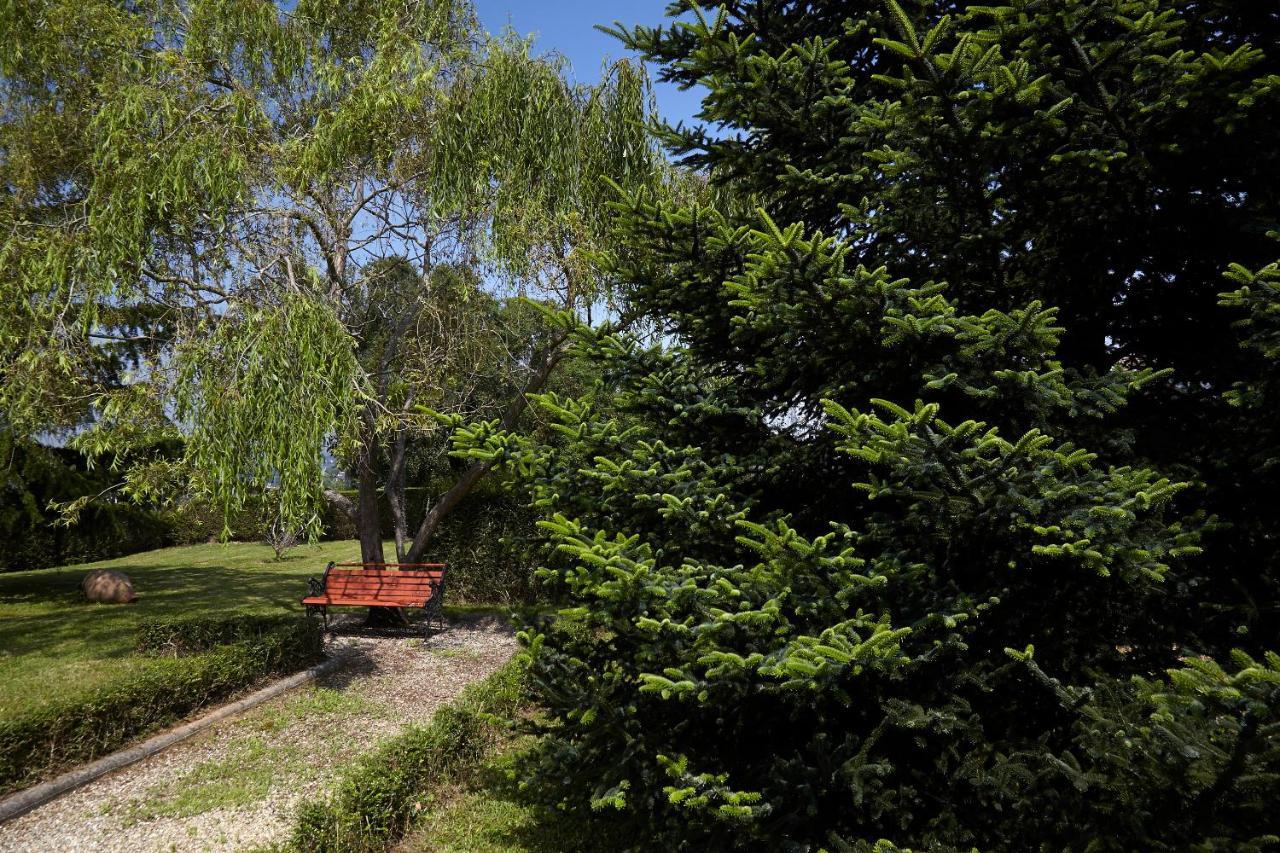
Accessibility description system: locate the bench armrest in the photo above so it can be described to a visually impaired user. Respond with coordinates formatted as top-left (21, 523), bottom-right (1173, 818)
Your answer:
top-left (306, 561), bottom-right (336, 599)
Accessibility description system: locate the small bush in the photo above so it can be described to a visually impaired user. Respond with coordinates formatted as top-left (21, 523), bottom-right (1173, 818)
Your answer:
top-left (135, 613), bottom-right (319, 658)
top-left (0, 615), bottom-right (323, 793)
top-left (291, 655), bottom-right (529, 852)
top-left (266, 518), bottom-right (302, 560)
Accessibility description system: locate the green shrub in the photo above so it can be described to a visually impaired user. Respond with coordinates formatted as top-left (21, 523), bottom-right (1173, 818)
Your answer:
top-left (136, 613), bottom-right (318, 657)
top-left (166, 496), bottom-right (273, 546)
top-left (420, 493), bottom-right (538, 604)
top-left (291, 655), bottom-right (528, 852)
top-left (0, 615), bottom-right (323, 793)
top-left (0, 490), bottom-right (176, 573)
top-left (167, 490), bottom-right (347, 545)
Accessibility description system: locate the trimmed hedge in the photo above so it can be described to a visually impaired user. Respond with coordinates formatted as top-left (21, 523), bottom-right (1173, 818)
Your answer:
top-left (166, 495), bottom-right (276, 546)
top-left (136, 613), bottom-right (317, 657)
top-left (0, 614), bottom-right (323, 793)
top-left (291, 654), bottom-right (529, 852)
top-left (0, 501), bottom-right (175, 573)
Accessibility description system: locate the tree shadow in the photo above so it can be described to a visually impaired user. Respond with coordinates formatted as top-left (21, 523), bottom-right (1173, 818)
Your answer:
top-left (0, 566), bottom-right (311, 659)
top-left (314, 644), bottom-right (385, 691)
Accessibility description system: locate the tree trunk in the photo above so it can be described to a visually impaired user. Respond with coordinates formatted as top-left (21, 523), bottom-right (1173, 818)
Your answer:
top-left (387, 420), bottom-right (410, 562)
top-left (404, 331), bottom-right (569, 563)
top-left (355, 437), bottom-right (408, 628)
top-left (405, 461), bottom-right (491, 562)
top-left (355, 443), bottom-right (385, 565)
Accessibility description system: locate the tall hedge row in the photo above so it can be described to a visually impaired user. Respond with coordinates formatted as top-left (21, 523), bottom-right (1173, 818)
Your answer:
top-left (0, 436), bottom-right (175, 572)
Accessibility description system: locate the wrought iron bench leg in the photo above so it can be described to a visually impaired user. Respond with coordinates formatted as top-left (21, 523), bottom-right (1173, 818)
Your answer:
top-left (423, 578), bottom-right (446, 636)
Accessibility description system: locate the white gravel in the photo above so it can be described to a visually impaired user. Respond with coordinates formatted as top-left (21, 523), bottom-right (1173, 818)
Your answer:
top-left (0, 613), bottom-right (517, 853)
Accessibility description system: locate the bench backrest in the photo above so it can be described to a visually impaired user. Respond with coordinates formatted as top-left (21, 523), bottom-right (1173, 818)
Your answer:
top-left (323, 566), bottom-right (445, 605)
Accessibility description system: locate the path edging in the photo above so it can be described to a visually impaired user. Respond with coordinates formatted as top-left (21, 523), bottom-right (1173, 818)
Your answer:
top-left (0, 653), bottom-right (352, 825)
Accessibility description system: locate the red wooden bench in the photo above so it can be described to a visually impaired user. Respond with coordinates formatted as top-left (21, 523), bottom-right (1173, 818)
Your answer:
top-left (302, 562), bottom-right (447, 633)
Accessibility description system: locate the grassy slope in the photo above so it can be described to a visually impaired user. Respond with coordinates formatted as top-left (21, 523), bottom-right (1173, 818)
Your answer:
top-left (0, 541), bottom-right (364, 717)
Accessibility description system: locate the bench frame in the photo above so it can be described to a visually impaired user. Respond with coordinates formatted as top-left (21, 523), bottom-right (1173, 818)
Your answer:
top-left (303, 561), bottom-right (447, 634)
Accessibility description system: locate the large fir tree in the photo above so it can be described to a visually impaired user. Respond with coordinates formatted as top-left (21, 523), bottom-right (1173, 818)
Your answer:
top-left (451, 1), bottom-right (1280, 848)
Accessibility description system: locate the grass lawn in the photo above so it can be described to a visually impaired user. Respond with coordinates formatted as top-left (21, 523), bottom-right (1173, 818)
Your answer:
top-left (0, 540), bottom-right (365, 718)
top-left (404, 740), bottom-right (613, 853)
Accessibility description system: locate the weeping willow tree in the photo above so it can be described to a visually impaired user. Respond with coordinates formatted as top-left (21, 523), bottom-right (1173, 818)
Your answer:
top-left (0, 1), bottom-right (662, 582)
top-left (392, 35), bottom-right (666, 563)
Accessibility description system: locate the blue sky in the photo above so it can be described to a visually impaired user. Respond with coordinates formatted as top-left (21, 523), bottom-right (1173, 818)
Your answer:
top-left (473, 0), bottom-right (704, 128)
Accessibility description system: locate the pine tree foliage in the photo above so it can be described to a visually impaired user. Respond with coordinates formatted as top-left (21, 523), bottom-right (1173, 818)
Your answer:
top-left (470, 278), bottom-right (1254, 849)
top-left (611, 0), bottom-right (1280, 647)
top-left (1219, 239), bottom-right (1280, 472)
top-left (443, 1), bottom-right (1280, 848)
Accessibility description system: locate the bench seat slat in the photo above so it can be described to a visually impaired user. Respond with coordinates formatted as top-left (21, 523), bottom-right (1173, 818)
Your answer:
top-left (328, 574), bottom-right (441, 578)
top-left (327, 575), bottom-right (441, 582)
top-left (303, 596), bottom-right (429, 607)
top-left (325, 575), bottom-right (441, 584)
top-left (325, 582), bottom-right (441, 588)
top-left (326, 579), bottom-right (440, 584)
top-left (326, 569), bottom-right (443, 575)
top-left (326, 581), bottom-right (439, 587)
top-left (325, 578), bottom-right (440, 584)
top-left (325, 571), bottom-right (440, 578)
top-left (326, 589), bottom-right (437, 594)
top-left (325, 586), bottom-right (437, 592)
top-left (325, 587), bottom-right (437, 595)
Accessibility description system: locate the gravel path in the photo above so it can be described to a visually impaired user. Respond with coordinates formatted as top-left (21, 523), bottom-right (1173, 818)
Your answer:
top-left (0, 614), bottom-right (517, 853)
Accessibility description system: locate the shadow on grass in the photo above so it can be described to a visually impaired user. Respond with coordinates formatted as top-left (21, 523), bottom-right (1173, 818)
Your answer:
top-left (0, 565), bottom-right (311, 659)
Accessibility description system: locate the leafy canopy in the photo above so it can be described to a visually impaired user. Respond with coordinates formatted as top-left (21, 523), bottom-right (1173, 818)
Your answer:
top-left (0, 0), bottom-right (661, 535)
